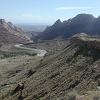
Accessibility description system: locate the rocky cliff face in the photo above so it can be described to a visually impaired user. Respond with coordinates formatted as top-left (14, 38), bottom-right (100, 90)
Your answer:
top-left (0, 19), bottom-right (32, 44)
top-left (71, 33), bottom-right (100, 50)
top-left (36, 14), bottom-right (100, 40)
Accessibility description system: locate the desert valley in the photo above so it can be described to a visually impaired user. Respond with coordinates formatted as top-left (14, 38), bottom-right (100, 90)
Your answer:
top-left (0, 13), bottom-right (100, 100)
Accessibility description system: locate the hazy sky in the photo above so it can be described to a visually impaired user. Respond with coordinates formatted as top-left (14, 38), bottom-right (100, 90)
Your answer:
top-left (0, 0), bottom-right (100, 24)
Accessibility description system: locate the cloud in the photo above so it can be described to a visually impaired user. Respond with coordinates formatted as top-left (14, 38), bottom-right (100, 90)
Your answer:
top-left (56, 7), bottom-right (92, 11)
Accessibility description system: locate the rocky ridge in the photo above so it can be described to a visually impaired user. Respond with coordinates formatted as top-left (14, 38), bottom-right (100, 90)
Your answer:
top-left (36, 14), bottom-right (100, 40)
top-left (1, 33), bottom-right (100, 100)
top-left (0, 19), bottom-right (32, 44)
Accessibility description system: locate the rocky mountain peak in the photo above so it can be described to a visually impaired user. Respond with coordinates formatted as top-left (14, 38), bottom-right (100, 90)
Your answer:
top-left (74, 14), bottom-right (95, 19)
top-left (0, 19), bottom-right (6, 24)
top-left (7, 22), bottom-right (14, 28)
top-left (52, 19), bottom-right (62, 28)
top-left (54, 19), bottom-right (62, 24)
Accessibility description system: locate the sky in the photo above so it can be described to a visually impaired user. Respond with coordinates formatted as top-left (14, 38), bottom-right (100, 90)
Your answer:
top-left (0, 0), bottom-right (100, 25)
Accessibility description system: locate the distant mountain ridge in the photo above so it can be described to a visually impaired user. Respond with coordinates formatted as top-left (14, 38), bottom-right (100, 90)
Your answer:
top-left (16, 24), bottom-right (47, 32)
top-left (36, 14), bottom-right (100, 40)
top-left (0, 19), bottom-right (32, 44)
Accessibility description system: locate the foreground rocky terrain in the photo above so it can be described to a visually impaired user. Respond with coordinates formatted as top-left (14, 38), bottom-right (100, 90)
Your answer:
top-left (0, 33), bottom-right (100, 100)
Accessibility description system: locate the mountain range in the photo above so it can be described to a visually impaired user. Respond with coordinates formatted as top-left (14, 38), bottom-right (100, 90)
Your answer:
top-left (1, 15), bottom-right (100, 99)
top-left (0, 19), bottom-right (32, 44)
top-left (36, 14), bottom-right (100, 40)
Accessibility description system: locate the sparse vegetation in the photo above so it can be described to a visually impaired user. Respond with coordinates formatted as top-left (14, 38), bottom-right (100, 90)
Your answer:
top-left (1, 33), bottom-right (100, 100)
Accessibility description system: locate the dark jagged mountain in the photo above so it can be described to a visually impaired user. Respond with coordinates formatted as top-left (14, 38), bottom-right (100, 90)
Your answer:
top-left (0, 19), bottom-right (32, 44)
top-left (35, 19), bottom-right (63, 40)
top-left (36, 14), bottom-right (100, 40)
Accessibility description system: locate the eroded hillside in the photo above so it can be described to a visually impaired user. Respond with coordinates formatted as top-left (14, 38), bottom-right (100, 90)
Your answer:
top-left (0, 19), bottom-right (32, 44)
top-left (1, 34), bottom-right (100, 100)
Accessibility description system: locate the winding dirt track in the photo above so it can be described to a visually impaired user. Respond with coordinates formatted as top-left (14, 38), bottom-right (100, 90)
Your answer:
top-left (14, 44), bottom-right (47, 57)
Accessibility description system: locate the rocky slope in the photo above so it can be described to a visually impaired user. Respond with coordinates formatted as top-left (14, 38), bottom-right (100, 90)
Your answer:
top-left (1, 33), bottom-right (100, 100)
top-left (0, 19), bottom-right (32, 44)
top-left (36, 14), bottom-right (100, 40)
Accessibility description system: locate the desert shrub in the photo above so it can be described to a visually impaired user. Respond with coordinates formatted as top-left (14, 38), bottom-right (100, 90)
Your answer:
top-left (68, 95), bottom-right (76, 100)
top-left (93, 96), bottom-right (100, 100)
